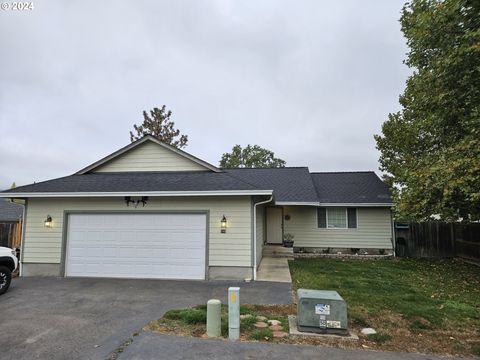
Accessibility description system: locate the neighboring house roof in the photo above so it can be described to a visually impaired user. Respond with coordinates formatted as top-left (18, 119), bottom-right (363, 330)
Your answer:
top-left (225, 167), bottom-right (318, 204)
top-left (311, 171), bottom-right (392, 205)
top-left (0, 199), bottom-right (23, 221)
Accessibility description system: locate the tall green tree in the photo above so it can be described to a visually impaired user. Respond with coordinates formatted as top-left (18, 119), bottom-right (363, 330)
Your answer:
top-left (375, 0), bottom-right (480, 222)
top-left (220, 145), bottom-right (286, 168)
top-left (130, 106), bottom-right (188, 148)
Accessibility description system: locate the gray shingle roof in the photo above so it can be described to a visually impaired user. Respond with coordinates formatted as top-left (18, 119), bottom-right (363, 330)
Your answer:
top-left (311, 171), bottom-right (392, 204)
top-left (225, 167), bottom-right (318, 203)
top-left (1, 169), bottom-right (391, 205)
top-left (0, 199), bottom-right (23, 221)
top-left (0, 172), bottom-right (263, 193)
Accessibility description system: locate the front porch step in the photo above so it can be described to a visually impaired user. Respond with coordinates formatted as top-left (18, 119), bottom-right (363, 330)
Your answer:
top-left (262, 245), bottom-right (294, 259)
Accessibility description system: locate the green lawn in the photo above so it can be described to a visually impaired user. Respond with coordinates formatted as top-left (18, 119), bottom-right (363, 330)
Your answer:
top-left (289, 258), bottom-right (480, 356)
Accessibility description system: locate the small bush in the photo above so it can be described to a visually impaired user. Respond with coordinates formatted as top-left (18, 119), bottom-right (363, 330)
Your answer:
top-left (369, 332), bottom-right (392, 344)
top-left (249, 328), bottom-right (273, 341)
top-left (163, 309), bottom-right (185, 320)
top-left (221, 317), bottom-right (229, 337)
top-left (182, 309), bottom-right (207, 324)
top-left (163, 308), bottom-right (206, 325)
top-left (240, 316), bottom-right (257, 331)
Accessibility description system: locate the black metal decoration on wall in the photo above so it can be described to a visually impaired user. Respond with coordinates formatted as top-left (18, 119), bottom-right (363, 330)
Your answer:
top-left (124, 196), bottom-right (149, 208)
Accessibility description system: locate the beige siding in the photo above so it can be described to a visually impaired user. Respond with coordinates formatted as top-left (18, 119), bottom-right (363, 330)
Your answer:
top-left (94, 141), bottom-right (209, 172)
top-left (284, 206), bottom-right (393, 249)
top-left (255, 204), bottom-right (265, 266)
top-left (23, 196), bottom-right (252, 267)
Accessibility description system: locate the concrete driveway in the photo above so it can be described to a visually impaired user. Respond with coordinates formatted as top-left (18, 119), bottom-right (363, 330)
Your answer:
top-left (0, 277), bottom-right (291, 360)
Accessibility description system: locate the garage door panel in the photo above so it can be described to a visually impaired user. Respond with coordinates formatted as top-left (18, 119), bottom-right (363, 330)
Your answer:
top-left (66, 213), bottom-right (207, 279)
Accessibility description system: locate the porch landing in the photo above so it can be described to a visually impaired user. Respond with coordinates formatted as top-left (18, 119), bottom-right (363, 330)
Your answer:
top-left (256, 257), bottom-right (292, 283)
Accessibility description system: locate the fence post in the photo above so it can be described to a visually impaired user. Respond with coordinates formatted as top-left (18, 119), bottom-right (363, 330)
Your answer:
top-left (450, 222), bottom-right (455, 256)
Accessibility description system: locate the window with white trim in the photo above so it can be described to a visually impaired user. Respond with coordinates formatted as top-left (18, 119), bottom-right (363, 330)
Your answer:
top-left (317, 207), bottom-right (357, 229)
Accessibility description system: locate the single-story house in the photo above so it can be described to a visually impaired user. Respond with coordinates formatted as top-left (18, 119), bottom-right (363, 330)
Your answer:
top-left (0, 135), bottom-right (393, 280)
top-left (0, 199), bottom-right (23, 249)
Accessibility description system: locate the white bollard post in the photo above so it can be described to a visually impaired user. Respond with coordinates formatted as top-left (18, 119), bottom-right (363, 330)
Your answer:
top-left (228, 287), bottom-right (240, 340)
top-left (206, 299), bottom-right (222, 337)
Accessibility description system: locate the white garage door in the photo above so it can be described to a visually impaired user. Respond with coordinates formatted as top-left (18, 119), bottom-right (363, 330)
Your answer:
top-left (65, 213), bottom-right (207, 279)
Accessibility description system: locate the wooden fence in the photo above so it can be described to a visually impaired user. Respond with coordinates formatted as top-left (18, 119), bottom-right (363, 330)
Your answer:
top-left (394, 222), bottom-right (480, 262)
top-left (0, 220), bottom-right (22, 249)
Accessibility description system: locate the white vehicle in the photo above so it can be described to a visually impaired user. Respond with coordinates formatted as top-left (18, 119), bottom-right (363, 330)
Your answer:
top-left (0, 247), bottom-right (18, 295)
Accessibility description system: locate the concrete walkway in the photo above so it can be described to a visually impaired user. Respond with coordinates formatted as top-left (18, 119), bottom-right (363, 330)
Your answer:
top-left (118, 333), bottom-right (467, 360)
top-left (257, 257), bottom-right (292, 283)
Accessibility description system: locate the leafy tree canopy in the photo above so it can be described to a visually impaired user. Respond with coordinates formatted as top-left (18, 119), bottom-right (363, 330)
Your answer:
top-left (375, 0), bottom-right (480, 222)
top-left (219, 144), bottom-right (286, 168)
top-left (130, 106), bottom-right (188, 148)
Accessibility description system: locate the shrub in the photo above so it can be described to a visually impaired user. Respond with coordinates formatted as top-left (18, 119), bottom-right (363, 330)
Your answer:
top-left (249, 328), bottom-right (273, 341)
top-left (240, 315), bottom-right (257, 331)
top-left (163, 308), bottom-right (206, 325)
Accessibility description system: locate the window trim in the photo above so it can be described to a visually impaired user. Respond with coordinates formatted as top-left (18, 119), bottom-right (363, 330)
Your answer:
top-left (317, 207), bottom-right (358, 230)
top-left (326, 207), bottom-right (348, 229)
top-left (347, 207), bottom-right (358, 229)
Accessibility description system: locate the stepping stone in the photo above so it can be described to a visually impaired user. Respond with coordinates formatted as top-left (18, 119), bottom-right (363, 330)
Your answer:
top-left (270, 324), bottom-right (282, 331)
top-left (256, 316), bottom-right (267, 321)
top-left (254, 322), bottom-right (268, 328)
top-left (361, 328), bottom-right (377, 335)
top-left (240, 314), bottom-right (253, 319)
top-left (267, 320), bottom-right (281, 326)
top-left (272, 331), bottom-right (288, 338)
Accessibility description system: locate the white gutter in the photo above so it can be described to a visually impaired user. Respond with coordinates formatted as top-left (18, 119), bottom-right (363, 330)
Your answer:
top-left (275, 201), bottom-right (319, 206)
top-left (252, 195), bottom-right (274, 281)
top-left (0, 190), bottom-right (273, 198)
top-left (274, 202), bottom-right (394, 207)
top-left (318, 202), bottom-right (394, 207)
top-left (19, 200), bottom-right (26, 277)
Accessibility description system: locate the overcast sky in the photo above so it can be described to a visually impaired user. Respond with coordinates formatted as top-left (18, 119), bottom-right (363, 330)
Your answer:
top-left (0, 0), bottom-right (410, 189)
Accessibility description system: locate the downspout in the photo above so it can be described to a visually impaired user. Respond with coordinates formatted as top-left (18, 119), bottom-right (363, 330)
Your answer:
top-left (390, 208), bottom-right (396, 257)
top-left (253, 195), bottom-right (273, 281)
top-left (19, 199), bottom-right (27, 276)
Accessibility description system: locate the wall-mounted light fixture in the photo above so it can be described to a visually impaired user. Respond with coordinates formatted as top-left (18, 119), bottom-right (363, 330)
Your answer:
top-left (44, 215), bottom-right (52, 228)
top-left (221, 215), bottom-right (227, 233)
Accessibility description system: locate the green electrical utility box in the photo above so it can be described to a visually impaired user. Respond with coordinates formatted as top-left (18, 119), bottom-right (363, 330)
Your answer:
top-left (297, 289), bottom-right (348, 335)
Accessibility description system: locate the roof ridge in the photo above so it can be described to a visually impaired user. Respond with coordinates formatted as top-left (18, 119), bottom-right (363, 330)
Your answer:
top-left (84, 170), bottom-right (220, 175)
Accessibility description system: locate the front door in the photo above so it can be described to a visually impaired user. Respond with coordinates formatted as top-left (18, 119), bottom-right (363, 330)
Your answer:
top-left (266, 207), bottom-right (283, 244)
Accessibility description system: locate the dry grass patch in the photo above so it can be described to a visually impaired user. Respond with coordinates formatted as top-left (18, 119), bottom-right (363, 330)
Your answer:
top-left (145, 304), bottom-right (291, 343)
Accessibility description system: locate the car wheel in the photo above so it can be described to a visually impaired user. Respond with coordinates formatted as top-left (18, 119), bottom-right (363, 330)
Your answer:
top-left (0, 266), bottom-right (12, 295)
